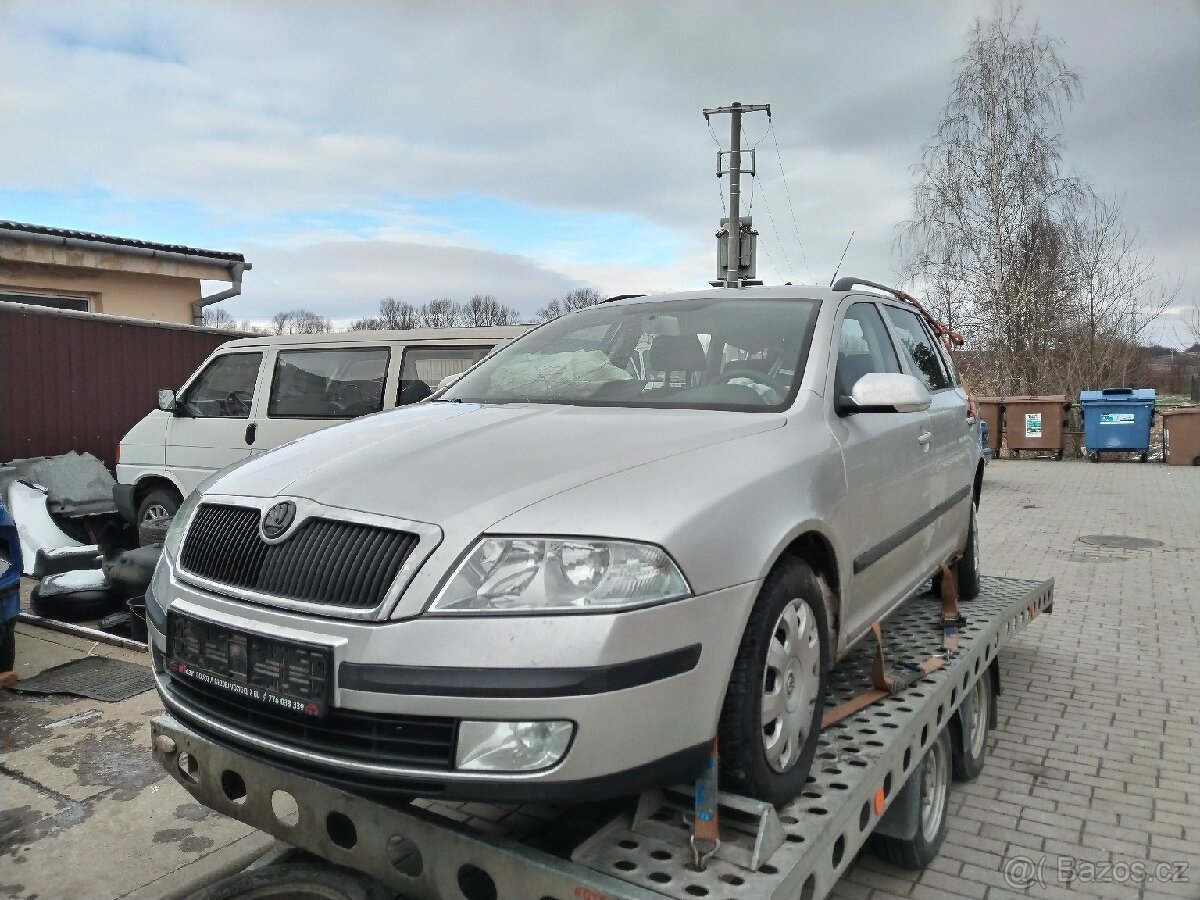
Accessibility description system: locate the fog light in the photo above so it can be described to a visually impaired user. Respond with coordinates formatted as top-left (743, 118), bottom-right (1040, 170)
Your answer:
top-left (455, 720), bottom-right (574, 772)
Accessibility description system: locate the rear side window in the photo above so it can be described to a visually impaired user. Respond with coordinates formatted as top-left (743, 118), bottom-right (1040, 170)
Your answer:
top-left (882, 306), bottom-right (951, 392)
top-left (398, 346), bottom-right (494, 406)
top-left (269, 347), bottom-right (389, 419)
top-left (181, 352), bottom-right (263, 418)
top-left (836, 303), bottom-right (901, 397)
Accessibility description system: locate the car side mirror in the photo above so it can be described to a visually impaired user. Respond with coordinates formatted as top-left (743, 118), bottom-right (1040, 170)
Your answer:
top-left (838, 373), bottom-right (931, 415)
top-left (157, 389), bottom-right (178, 413)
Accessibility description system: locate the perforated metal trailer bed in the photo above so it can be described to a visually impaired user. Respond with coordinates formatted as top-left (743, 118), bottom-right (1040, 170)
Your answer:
top-left (150, 575), bottom-right (1053, 900)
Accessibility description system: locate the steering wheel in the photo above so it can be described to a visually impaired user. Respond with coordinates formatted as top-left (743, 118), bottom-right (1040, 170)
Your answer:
top-left (716, 369), bottom-right (783, 403)
top-left (224, 390), bottom-right (253, 416)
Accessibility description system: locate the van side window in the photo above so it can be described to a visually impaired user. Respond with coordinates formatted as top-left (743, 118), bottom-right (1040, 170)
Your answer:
top-left (182, 352), bottom-right (263, 418)
top-left (836, 303), bottom-right (901, 398)
top-left (882, 306), bottom-right (951, 392)
top-left (398, 346), bottom-right (494, 406)
top-left (269, 348), bottom-right (389, 419)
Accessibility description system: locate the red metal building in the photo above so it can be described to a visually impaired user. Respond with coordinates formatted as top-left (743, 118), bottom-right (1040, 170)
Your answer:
top-left (0, 302), bottom-right (236, 469)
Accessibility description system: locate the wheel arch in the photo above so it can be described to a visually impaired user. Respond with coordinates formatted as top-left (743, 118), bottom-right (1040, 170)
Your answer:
top-left (972, 461), bottom-right (985, 508)
top-left (133, 474), bottom-right (185, 511)
top-left (774, 527), bottom-right (842, 660)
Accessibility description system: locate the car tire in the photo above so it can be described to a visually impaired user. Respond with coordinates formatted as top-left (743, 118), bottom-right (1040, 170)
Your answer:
top-left (718, 558), bottom-right (829, 806)
top-left (871, 727), bottom-right (952, 869)
top-left (957, 502), bottom-right (981, 600)
top-left (138, 515), bottom-right (172, 548)
top-left (30, 582), bottom-right (120, 621)
top-left (184, 862), bottom-right (391, 900)
top-left (951, 672), bottom-right (991, 781)
top-left (931, 501), bottom-right (980, 601)
top-left (137, 488), bottom-right (181, 529)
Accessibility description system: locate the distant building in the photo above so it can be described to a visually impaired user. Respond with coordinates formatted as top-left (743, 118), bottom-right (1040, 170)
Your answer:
top-left (0, 221), bottom-right (249, 326)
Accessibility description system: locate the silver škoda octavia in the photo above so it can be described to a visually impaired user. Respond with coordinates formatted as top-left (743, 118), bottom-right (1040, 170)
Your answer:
top-left (150, 282), bottom-right (982, 805)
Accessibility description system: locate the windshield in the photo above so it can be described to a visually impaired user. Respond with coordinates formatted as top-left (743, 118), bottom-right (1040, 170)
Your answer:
top-left (442, 296), bottom-right (820, 411)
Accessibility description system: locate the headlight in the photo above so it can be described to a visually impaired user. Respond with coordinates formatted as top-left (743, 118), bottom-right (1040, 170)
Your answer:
top-left (147, 556), bottom-right (170, 633)
top-left (163, 489), bottom-right (202, 561)
top-left (429, 537), bottom-right (690, 614)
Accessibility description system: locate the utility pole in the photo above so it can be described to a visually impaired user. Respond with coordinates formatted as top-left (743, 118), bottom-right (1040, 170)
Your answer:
top-left (703, 101), bottom-right (770, 287)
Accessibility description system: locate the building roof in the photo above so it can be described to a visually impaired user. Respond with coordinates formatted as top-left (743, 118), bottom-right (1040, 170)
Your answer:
top-left (0, 220), bottom-right (245, 263)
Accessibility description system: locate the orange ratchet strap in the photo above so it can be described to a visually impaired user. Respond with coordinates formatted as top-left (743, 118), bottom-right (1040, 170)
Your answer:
top-left (690, 738), bottom-right (721, 871)
top-left (821, 564), bottom-right (964, 729)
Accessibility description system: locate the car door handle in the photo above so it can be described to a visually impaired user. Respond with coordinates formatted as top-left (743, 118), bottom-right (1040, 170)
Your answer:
top-left (917, 430), bottom-right (932, 445)
top-left (245, 423), bottom-right (257, 445)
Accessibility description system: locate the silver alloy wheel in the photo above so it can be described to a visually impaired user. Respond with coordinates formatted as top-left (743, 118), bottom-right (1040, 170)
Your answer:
top-left (968, 677), bottom-right (989, 759)
top-left (920, 735), bottom-right (949, 842)
top-left (761, 597), bottom-right (822, 773)
top-left (142, 503), bottom-right (171, 522)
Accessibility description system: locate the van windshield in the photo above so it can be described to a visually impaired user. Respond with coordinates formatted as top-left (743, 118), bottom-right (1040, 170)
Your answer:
top-left (441, 297), bottom-right (819, 411)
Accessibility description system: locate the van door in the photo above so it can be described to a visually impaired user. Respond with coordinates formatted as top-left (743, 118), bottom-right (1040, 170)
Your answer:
top-left (252, 345), bottom-right (391, 452)
top-left (165, 351), bottom-right (265, 494)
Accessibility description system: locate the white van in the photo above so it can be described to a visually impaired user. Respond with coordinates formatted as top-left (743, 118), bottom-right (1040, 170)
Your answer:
top-left (114, 326), bottom-right (528, 525)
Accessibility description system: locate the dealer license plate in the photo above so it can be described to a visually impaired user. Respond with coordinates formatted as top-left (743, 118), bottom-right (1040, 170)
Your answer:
top-left (167, 611), bottom-right (332, 717)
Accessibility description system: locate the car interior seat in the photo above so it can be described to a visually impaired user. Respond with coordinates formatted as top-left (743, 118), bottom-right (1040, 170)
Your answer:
top-left (645, 335), bottom-right (707, 388)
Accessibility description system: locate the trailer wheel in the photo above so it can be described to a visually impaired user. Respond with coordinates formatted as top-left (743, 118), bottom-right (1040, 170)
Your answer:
top-left (952, 673), bottom-right (991, 781)
top-left (184, 862), bottom-right (391, 900)
top-left (718, 558), bottom-right (829, 806)
top-left (872, 728), bottom-right (952, 869)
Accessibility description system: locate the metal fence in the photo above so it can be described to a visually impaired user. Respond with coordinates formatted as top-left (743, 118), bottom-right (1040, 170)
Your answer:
top-left (0, 302), bottom-right (236, 469)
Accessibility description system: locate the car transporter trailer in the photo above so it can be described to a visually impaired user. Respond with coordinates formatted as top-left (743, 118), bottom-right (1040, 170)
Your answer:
top-left (150, 574), bottom-right (1053, 900)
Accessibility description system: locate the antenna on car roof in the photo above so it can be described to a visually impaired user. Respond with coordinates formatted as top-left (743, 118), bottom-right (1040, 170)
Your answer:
top-left (601, 294), bottom-right (645, 304)
top-left (829, 230), bottom-right (855, 287)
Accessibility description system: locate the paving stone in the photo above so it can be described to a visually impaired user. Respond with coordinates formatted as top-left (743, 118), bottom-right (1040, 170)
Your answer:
top-left (830, 462), bottom-right (1199, 900)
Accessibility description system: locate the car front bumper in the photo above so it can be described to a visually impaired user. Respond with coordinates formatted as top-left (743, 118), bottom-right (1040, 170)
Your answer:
top-left (148, 570), bottom-right (761, 802)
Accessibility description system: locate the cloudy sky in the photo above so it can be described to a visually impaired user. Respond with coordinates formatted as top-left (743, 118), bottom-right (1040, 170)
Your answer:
top-left (1, 1), bottom-right (1196, 342)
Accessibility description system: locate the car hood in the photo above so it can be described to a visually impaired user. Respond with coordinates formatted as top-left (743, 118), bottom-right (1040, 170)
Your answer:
top-left (210, 402), bottom-right (785, 530)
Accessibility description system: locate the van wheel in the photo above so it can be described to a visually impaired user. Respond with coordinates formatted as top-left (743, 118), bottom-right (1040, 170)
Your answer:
top-left (718, 559), bottom-right (829, 806)
top-left (137, 488), bottom-right (181, 527)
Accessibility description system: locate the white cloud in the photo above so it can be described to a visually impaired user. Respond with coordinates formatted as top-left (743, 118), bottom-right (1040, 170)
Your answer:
top-left (2, 0), bottom-right (1196, 345)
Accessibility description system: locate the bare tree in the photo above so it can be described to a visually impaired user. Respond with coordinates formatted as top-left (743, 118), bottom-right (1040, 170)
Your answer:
top-left (419, 298), bottom-right (464, 328)
top-left (271, 309), bottom-right (333, 335)
top-left (238, 319), bottom-right (271, 335)
top-left (351, 298), bottom-right (420, 331)
top-left (897, 5), bottom-right (1171, 396)
top-left (537, 287), bottom-right (605, 321)
top-left (201, 306), bottom-right (238, 330)
top-left (464, 293), bottom-right (520, 326)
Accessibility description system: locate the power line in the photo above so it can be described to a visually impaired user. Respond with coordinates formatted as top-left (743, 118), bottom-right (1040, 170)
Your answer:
top-left (753, 171), bottom-right (794, 282)
top-left (769, 121), bottom-right (816, 284)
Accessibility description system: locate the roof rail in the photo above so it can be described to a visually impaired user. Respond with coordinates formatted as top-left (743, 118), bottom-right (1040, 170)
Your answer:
top-left (601, 293), bottom-right (646, 304)
top-left (830, 276), bottom-right (902, 297)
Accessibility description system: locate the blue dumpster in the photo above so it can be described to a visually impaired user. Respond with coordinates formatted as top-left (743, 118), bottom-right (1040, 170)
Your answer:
top-left (1079, 388), bottom-right (1156, 462)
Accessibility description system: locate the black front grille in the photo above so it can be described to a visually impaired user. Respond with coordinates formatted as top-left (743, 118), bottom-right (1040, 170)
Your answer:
top-left (181, 503), bottom-right (418, 609)
top-left (164, 672), bottom-right (457, 770)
